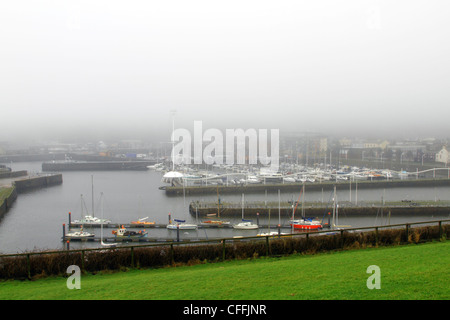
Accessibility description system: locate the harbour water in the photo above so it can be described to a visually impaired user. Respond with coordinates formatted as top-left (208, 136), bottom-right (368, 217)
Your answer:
top-left (0, 162), bottom-right (449, 254)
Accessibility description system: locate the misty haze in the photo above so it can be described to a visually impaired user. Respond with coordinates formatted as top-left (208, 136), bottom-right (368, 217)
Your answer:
top-left (1, 1), bottom-right (450, 146)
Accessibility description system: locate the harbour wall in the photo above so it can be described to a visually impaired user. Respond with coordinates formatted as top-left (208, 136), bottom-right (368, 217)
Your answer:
top-left (0, 187), bottom-right (17, 220)
top-left (188, 201), bottom-right (450, 218)
top-left (0, 153), bottom-right (66, 163)
top-left (0, 174), bottom-right (62, 220)
top-left (165, 178), bottom-right (450, 196)
top-left (0, 170), bottom-right (28, 179)
top-left (42, 161), bottom-right (154, 171)
top-left (13, 174), bottom-right (63, 193)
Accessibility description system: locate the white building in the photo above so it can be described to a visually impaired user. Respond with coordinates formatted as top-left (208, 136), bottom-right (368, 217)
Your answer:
top-left (435, 147), bottom-right (449, 165)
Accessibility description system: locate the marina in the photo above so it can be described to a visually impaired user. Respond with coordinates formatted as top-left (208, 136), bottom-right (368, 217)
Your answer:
top-left (0, 161), bottom-right (450, 253)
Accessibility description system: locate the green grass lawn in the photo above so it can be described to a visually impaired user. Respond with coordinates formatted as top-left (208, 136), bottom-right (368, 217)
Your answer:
top-left (0, 187), bottom-right (14, 203)
top-left (0, 241), bottom-right (449, 300)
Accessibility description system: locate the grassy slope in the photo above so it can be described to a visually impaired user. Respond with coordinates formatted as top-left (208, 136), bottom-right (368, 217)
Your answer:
top-left (0, 187), bottom-right (14, 203)
top-left (0, 241), bottom-right (449, 300)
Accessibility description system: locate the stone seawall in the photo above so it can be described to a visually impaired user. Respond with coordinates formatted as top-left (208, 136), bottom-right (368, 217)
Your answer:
top-left (166, 178), bottom-right (450, 196)
top-left (0, 170), bottom-right (28, 179)
top-left (0, 187), bottom-right (17, 219)
top-left (13, 174), bottom-right (63, 193)
top-left (42, 161), bottom-right (153, 171)
top-left (188, 201), bottom-right (450, 218)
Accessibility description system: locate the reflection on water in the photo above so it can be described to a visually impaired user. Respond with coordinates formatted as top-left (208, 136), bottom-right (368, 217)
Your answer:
top-left (0, 162), bottom-right (449, 253)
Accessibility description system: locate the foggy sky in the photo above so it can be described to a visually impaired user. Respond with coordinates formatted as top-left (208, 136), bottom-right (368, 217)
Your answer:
top-left (1, 1), bottom-right (450, 145)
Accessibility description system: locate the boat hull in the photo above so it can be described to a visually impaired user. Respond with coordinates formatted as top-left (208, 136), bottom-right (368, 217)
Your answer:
top-left (291, 224), bottom-right (322, 230)
top-left (201, 220), bottom-right (231, 226)
top-left (233, 223), bottom-right (259, 230)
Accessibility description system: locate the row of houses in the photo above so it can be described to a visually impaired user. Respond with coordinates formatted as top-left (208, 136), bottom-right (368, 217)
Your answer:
top-left (338, 138), bottom-right (450, 165)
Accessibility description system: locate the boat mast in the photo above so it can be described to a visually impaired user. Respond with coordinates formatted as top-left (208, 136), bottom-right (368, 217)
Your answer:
top-left (332, 185), bottom-right (336, 227)
top-left (91, 175), bottom-right (94, 217)
top-left (302, 182), bottom-right (305, 218)
top-left (170, 109), bottom-right (176, 171)
top-left (100, 192), bottom-right (103, 241)
top-left (241, 193), bottom-right (244, 220)
top-left (217, 185), bottom-right (220, 218)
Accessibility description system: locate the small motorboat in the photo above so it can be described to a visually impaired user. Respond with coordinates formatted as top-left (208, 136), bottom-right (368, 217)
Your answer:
top-left (73, 215), bottom-right (111, 225)
top-left (200, 219), bottom-right (231, 226)
top-left (233, 220), bottom-right (259, 230)
top-left (66, 226), bottom-right (95, 239)
top-left (130, 217), bottom-right (155, 226)
top-left (112, 226), bottom-right (148, 237)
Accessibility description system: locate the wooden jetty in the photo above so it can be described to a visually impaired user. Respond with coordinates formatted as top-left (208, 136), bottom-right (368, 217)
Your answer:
top-left (68, 222), bottom-right (294, 230)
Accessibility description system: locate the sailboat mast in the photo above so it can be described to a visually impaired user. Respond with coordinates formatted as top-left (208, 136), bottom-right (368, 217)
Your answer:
top-left (170, 110), bottom-right (176, 171)
top-left (332, 185), bottom-right (336, 227)
top-left (91, 175), bottom-right (94, 217)
top-left (100, 192), bottom-right (103, 240)
top-left (278, 189), bottom-right (281, 225)
top-left (302, 183), bottom-right (305, 218)
top-left (217, 185), bottom-right (220, 218)
top-left (241, 193), bottom-right (244, 220)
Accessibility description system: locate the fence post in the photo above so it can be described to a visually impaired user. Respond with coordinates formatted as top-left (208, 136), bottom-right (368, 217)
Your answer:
top-left (222, 240), bottom-right (226, 261)
top-left (439, 221), bottom-right (443, 240)
top-left (26, 254), bottom-right (31, 280)
top-left (405, 224), bottom-right (410, 243)
top-left (375, 227), bottom-right (379, 247)
top-left (130, 246), bottom-right (134, 268)
top-left (340, 230), bottom-right (344, 248)
top-left (170, 244), bottom-right (174, 265)
top-left (265, 236), bottom-right (270, 257)
top-left (81, 250), bottom-right (85, 273)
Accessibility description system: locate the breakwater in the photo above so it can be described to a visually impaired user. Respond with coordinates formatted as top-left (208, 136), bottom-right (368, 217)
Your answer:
top-left (0, 187), bottom-right (17, 220)
top-left (13, 174), bottom-right (63, 193)
top-left (0, 170), bottom-right (28, 179)
top-left (42, 161), bottom-right (154, 171)
top-left (188, 200), bottom-right (450, 218)
top-left (165, 178), bottom-right (450, 196)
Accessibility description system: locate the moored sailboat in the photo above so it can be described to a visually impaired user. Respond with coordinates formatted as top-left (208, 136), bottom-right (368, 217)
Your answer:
top-left (131, 217), bottom-right (155, 226)
top-left (167, 218), bottom-right (198, 230)
top-left (233, 194), bottom-right (258, 230)
top-left (289, 218), bottom-right (322, 230)
top-left (66, 226), bottom-right (95, 239)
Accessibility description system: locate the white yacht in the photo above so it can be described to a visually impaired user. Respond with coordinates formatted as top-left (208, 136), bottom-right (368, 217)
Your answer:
top-left (233, 220), bottom-right (259, 230)
top-left (73, 215), bottom-right (111, 225)
top-left (167, 219), bottom-right (198, 230)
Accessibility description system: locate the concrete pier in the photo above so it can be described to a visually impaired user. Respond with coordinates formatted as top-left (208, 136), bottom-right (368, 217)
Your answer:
top-left (164, 178), bottom-right (450, 196)
top-left (188, 200), bottom-right (450, 218)
top-left (13, 173), bottom-right (63, 193)
top-left (42, 161), bottom-right (154, 171)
